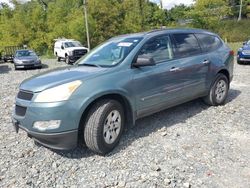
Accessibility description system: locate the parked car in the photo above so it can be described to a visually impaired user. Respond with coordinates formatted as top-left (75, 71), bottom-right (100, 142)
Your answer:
top-left (2, 46), bottom-right (22, 62)
top-left (13, 50), bottom-right (42, 70)
top-left (54, 39), bottom-right (89, 64)
top-left (12, 29), bottom-right (234, 155)
top-left (237, 40), bottom-right (250, 64)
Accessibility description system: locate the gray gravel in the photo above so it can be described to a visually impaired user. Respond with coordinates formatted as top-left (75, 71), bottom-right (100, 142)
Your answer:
top-left (0, 59), bottom-right (249, 188)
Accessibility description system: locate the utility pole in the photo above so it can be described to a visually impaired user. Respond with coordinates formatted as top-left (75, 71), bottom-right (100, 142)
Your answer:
top-left (83, 0), bottom-right (90, 50)
top-left (160, 0), bottom-right (163, 9)
top-left (238, 0), bottom-right (243, 21)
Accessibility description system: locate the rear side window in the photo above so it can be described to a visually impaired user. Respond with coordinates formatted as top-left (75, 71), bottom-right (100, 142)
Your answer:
top-left (195, 34), bottom-right (222, 52)
top-left (172, 33), bottom-right (201, 58)
top-left (139, 35), bottom-right (173, 63)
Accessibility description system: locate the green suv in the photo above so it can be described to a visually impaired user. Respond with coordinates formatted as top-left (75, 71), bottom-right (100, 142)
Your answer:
top-left (12, 29), bottom-right (234, 155)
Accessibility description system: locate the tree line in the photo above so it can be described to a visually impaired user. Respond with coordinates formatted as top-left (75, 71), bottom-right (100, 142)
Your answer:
top-left (0, 0), bottom-right (250, 55)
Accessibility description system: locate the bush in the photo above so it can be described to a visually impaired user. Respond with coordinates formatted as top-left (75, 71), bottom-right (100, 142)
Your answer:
top-left (216, 19), bottom-right (250, 42)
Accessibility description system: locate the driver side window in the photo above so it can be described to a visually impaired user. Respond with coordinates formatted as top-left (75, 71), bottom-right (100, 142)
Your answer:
top-left (139, 35), bottom-right (173, 63)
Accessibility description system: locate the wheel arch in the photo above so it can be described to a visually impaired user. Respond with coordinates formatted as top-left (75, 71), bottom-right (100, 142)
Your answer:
top-left (78, 93), bottom-right (135, 133)
top-left (217, 69), bottom-right (230, 84)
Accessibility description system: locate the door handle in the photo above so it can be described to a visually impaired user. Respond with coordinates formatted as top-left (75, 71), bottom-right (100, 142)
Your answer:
top-left (203, 60), bottom-right (210, 65)
top-left (170, 67), bottom-right (181, 72)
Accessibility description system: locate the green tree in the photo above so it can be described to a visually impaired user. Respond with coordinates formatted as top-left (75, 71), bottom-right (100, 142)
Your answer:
top-left (188, 0), bottom-right (231, 29)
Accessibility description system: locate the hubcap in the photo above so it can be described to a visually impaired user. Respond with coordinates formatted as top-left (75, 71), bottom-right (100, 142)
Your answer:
top-left (103, 110), bottom-right (121, 144)
top-left (215, 79), bottom-right (227, 102)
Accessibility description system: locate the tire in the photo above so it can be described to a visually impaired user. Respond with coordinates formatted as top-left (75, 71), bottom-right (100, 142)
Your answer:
top-left (65, 55), bottom-right (71, 64)
top-left (14, 65), bottom-right (17, 70)
top-left (203, 73), bottom-right (229, 106)
top-left (57, 55), bottom-right (61, 62)
top-left (84, 100), bottom-right (124, 155)
top-left (237, 60), bottom-right (242, 64)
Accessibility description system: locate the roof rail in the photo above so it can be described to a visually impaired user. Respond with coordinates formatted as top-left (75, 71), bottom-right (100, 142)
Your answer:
top-left (146, 27), bottom-right (168, 34)
top-left (53, 38), bottom-right (75, 42)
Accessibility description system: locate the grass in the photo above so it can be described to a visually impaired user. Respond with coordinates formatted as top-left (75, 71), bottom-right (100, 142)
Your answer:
top-left (227, 42), bottom-right (243, 53)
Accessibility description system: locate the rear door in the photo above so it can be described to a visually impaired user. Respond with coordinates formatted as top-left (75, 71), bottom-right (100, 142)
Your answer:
top-left (195, 33), bottom-right (225, 87)
top-left (171, 33), bottom-right (210, 98)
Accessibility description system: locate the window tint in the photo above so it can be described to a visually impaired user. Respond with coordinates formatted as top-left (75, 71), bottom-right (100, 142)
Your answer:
top-left (172, 34), bottom-right (201, 58)
top-left (195, 34), bottom-right (222, 52)
top-left (139, 35), bottom-right (173, 63)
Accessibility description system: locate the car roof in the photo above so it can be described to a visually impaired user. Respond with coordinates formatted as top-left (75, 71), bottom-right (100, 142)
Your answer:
top-left (113, 28), bottom-right (218, 39)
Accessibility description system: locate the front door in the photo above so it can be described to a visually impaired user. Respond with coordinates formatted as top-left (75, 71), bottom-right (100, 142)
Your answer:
top-left (132, 35), bottom-right (187, 117)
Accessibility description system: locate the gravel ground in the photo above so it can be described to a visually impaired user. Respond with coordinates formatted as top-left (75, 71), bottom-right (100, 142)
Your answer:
top-left (0, 59), bottom-right (249, 188)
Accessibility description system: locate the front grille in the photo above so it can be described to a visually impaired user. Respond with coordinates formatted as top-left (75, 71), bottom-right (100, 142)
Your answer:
top-left (17, 90), bottom-right (33, 101)
top-left (73, 49), bottom-right (88, 56)
top-left (15, 105), bottom-right (27, 116)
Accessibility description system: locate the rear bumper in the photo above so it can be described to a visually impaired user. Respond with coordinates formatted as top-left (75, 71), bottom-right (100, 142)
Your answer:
top-left (13, 119), bottom-right (78, 150)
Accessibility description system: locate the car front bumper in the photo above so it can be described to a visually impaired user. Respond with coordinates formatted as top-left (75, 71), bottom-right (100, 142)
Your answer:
top-left (68, 56), bottom-right (83, 63)
top-left (12, 118), bottom-right (78, 150)
top-left (238, 58), bottom-right (250, 62)
top-left (15, 63), bottom-right (42, 68)
top-left (12, 97), bottom-right (87, 150)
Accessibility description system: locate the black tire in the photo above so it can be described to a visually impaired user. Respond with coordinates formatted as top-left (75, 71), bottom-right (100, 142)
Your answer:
top-left (237, 60), bottom-right (242, 64)
top-left (65, 55), bottom-right (70, 64)
top-left (57, 55), bottom-right (61, 62)
top-left (14, 65), bottom-right (17, 70)
top-left (84, 100), bottom-right (124, 155)
top-left (203, 73), bottom-right (229, 106)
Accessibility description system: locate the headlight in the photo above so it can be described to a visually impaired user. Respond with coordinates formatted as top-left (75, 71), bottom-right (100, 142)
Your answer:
top-left (34, 80), bottom-right (82, 102)
top-left (15, 60), bottom-right (23, 64)
top-left (68, 51), bottom-right (73, 56)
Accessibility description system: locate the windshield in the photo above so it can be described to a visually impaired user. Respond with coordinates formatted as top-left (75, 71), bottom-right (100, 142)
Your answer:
top-left (16, 50), bottom-right (36, 57)
top-left (64, 41), bottom-right (82, 48)
top-left (77, 37), bottom-right (143, 67)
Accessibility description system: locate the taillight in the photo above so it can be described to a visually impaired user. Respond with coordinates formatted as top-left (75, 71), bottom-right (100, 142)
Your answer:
top-left (229, 50), bottom-right (234, 56)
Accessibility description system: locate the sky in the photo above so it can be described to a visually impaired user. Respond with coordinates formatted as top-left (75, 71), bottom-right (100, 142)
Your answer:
top-left (0, 0), bottom-right (194, 10)
top-left (160, 0), bottom-right (194, 9)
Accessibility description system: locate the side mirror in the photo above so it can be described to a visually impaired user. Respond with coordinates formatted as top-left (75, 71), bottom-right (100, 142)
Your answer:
top-left (61, 46), bottom-right (64, 50)
top-left (133, 55), bottom-right (156, 67)
top-left (243, 42), bottom-right (247, 45)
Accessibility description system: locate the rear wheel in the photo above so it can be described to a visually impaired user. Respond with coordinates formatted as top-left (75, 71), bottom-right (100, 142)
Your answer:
top-left (84, 100), bottom-right (124, 155)
top-left (203, 73), bottom-right (229, 106)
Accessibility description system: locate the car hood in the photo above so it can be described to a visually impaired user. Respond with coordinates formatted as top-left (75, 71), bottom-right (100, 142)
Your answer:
top-left (20, 66), bottom-right (107, 92)
top-left (242, 45), bottom-right (250, 50)
top-left (15, 56), bottom-right (38, 61)
top-left (67, 47), bottom-right (88, 51)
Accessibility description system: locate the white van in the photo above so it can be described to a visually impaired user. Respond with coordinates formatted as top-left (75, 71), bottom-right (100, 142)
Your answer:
top-left (54, 39), bottom-right (89, 64)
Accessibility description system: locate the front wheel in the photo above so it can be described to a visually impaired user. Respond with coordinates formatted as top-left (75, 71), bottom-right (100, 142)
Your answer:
top-left (84, 100), bottom-right (124, 155)
top-left (237, 60), bottom-right (242, 64)
top-left (203, 73), bottom-right (229, 106)
top-left (65, 55), bottom-right (70, 64)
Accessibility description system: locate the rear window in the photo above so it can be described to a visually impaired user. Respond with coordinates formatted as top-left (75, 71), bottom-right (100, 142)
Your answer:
top-left (195, 34), bottom-right (222, 52)
top-left (172, 33), bottom-right (201, 58)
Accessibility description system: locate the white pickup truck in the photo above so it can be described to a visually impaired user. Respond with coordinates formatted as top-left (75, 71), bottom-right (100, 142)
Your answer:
top-left (54, 39), bottom-right (89, 64)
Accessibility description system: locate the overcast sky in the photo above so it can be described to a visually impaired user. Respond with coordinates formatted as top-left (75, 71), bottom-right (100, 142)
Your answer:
top-left (0, 0), bottom-right (194, 10)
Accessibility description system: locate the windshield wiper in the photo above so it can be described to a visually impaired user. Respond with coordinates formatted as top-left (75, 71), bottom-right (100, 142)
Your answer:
top-left (78, 63), bottom-right (101, 68)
